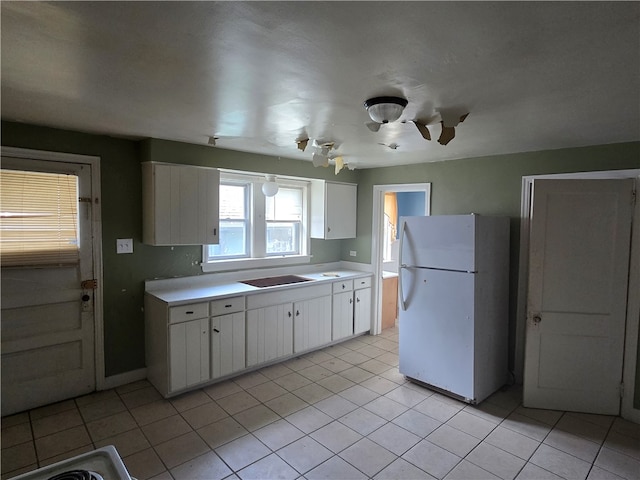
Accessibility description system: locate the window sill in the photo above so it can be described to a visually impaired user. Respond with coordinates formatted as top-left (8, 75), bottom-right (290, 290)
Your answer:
top-left (200, 255), bottom-right (312, 273)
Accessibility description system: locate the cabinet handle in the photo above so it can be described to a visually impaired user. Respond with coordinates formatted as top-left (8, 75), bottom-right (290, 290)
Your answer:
top-left (288, 311), bottom-right (292, 317)
top-left (342, 284), bottom-right (345, 289)
top-left (296, 310), bottom-right (300, 316)
top-left (356, 297), bottom-right (360, 303)
top-left (213, 328), bottom-right (220, 333)
top-left (186, 311), bottom-right (194, 315)
top-left (327, 227), bottom-right (331, 232)
top-left (213, 228), bottom-right (217, 236)
top-left (225, 304), bottom-right (232, 308)
top-left (349, 298), bottom-right (353, 304)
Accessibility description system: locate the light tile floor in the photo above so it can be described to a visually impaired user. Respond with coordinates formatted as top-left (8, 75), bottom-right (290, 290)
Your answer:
top-left (3, 326), bottom-right (640, 479)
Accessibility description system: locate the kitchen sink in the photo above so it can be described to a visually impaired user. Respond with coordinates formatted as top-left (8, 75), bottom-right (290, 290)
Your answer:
top-left (240, 274), bottom-right (313, 288)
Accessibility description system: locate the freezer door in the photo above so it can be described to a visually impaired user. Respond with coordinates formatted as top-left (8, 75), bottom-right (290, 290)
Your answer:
top-left (399, 267), bottom-right (475, 399)
top-left (400, 215), bottom-right (475, 272)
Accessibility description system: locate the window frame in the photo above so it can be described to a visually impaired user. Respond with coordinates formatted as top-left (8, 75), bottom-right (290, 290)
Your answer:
top-left (201, 171), bottom-right (311, 272)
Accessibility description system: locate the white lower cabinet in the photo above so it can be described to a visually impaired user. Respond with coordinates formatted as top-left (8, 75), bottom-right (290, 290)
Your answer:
top-left (332, 280), bottom-right (354, 341)
top-left (246, 303), bottom-right (293, 367)
top-left (294, 296), bottom-right (332, 353)
top-left (211, 312), bottom-right (246, 379)
top-left (169, 318), bottom-right (210, 392)
top-left (145, 274), bottom-right (373, 397)
top-left (354, 277), bottom-right (372, 334)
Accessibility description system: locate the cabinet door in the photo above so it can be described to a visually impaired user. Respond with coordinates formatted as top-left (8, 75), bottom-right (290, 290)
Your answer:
top-left (246, 303), bottom-right (293, 367)
top-left (325, 182), bottom-right (356, 239)
top-left (211, 312), bottom-right (245, 379)
top-left (332, 291), bottom-right (354, 341)
top-left (311, 181), bottom-right (357, 239)
top-left (169, 318), bottom-right (210, 392)
top-left (294, 296), bottom-right (332, 353)
top-left (143, 162), bottom-right (219, 245)
top-left (354, 288), bottom-right (372, 334)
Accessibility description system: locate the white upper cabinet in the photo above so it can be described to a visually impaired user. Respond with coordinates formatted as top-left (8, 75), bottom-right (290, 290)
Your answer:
top-left (142, 162), bottom-right (220, 245)
top-left (310, 180), bottom-right (357, 239)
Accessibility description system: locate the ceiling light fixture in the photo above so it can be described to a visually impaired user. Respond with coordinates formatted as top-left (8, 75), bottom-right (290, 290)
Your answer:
top-left (262, 175), bottom-right (279, 197)
top-left (363, 96), bottom-right (408, 124)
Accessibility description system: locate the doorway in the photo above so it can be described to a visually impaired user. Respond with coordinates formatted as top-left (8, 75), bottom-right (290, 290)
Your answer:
top-left (371, 184), bottom-right (431, 335)
top-left (515, 169), bottom-right (639, 421)
top-left (0, 147), bottom-right (104, 416)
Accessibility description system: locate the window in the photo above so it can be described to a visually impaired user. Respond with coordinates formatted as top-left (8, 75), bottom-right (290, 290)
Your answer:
top-left (203, 172), bottom-right (309, 271)
top-left (266, 187), bottom-right (303, 255)
top-left (209, 183), bottom-right (249, 258)
top-left (0, 169), bottom-right (79, 267)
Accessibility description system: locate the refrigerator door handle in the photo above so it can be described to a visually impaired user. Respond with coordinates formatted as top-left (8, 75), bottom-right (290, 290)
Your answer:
top-left (398, 220), bottom-right (408, 311)
top-left (399, 266), bottom-right (407, 312)
top-left (398, 218), bottom-right (407, 269)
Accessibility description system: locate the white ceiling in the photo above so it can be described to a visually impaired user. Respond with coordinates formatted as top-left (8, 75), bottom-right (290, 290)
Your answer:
top-left (2, 2), bottom-right (639, 169)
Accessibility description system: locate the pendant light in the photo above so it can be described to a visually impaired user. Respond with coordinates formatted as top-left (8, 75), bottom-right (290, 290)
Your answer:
top-left (262, 175), bottom-right (279, 197)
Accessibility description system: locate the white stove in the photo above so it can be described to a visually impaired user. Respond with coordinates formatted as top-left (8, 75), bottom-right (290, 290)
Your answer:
top-left (9, 446), bottom-right (132, 480)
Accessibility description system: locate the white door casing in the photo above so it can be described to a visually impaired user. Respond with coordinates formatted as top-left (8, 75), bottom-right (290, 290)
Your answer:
top-left (523, 178), bottom-right (634, 414)
top-left (1, 148), bottom-right (103, 415)
top-left (371, 183), bottom-right (431, 335)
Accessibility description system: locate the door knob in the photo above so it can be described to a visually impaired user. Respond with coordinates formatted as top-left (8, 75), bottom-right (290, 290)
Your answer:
top-left (82, 294), bottom-right (90, 302)
top-left (532, 314), bottom-right (542, 324)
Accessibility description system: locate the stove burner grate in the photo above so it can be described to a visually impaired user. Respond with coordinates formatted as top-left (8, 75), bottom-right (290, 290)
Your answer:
top-left (47, 471), bottom-right (104, 480)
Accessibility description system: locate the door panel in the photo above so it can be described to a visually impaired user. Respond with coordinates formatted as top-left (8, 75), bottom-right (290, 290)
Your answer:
top-left (399, 268), bottom-right (475, 399)
top-left (524, 179), bottom-right (634, 414)
top-left (1, 157), bottom-right (96, 416)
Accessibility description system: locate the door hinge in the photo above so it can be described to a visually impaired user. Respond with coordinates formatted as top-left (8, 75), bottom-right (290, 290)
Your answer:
top-left (81, 279), bottom-right (98, 289)
top-left (619, 382), bottom-right (625, 398)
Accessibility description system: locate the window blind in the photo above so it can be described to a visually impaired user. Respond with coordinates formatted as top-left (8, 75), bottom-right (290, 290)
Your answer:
top-left (0, 169), bottom-right (79, 267)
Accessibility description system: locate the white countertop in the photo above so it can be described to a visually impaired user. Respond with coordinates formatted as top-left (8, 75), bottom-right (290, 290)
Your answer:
top-left (146, 269), bottom-right (371, 305)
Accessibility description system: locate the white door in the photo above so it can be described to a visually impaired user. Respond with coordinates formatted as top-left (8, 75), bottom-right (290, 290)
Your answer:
top-left (246, 304), bottom-right (293, 366)
top-left (294, 296), bottom-right (332, 352)
top-left (170, 319), bottom-right (210, 392)
top-left (1, 156), bottom-right (97, 415)
top-left (524, 178), bottom-right (634, 414)
top-left (354, 287), bottom-right (373, 335)
top-left (211, 312), bottom-right (245, 379)
top-left (332, 291), bottom-right (354, 340)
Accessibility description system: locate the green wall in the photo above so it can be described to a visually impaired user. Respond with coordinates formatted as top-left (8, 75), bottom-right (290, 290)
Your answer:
top-left (1, 122), bottom-right (357, 377)
top-left (343, 142), bottom-right (640, 408)
top-left (3, 121), bottom-right (639, 408)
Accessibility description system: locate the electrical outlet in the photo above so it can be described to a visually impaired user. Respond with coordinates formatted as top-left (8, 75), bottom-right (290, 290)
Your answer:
top-left (350, 250), bottom-right (357, 257)
top-left (116, 238), bottom-right (134, 254)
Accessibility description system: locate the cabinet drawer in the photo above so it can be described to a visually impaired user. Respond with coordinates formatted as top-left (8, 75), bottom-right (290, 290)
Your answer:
top-left (332, 280), bottom-right (353, 293)
top-left (354, 276), bottom-right (372, 289)
top-left (210, 296), bottom-right (245, 316)
top-left (169, 303), bottom-right (209, 323)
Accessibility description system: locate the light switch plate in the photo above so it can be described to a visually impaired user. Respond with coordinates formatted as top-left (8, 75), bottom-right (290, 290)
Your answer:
top-left (350, 250), bottom-right (357, 257)
top-left (116, 238), bottom-right (134, 254)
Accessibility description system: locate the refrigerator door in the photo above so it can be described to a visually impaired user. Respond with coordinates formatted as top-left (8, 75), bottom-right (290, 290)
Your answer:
top-left (399, 267), bottom-right (475, 400)
top-left (400, 215), bottom-right (475, 272)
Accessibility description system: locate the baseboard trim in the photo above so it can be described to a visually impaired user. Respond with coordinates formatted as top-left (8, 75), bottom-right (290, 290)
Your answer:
top-left (101, 368), bottom-right (147, 390)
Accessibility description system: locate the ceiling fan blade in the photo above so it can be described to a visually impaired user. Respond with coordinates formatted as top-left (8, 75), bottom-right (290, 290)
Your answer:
top-left (366, 122), bottom-right (381, 132)
top-left (412, 121), bottom-right (431, 141)
top-left (438, 123), bottom-right (456, 145)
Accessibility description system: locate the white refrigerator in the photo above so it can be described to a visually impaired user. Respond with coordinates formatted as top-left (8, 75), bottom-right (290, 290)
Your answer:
top-left (398, 214), bottom-right (510, 404)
